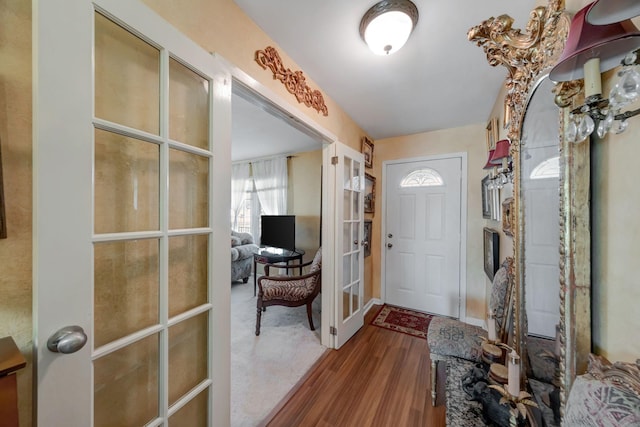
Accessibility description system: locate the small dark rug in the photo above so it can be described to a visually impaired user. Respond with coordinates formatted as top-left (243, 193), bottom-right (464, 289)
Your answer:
top-left (370, 305), bottom-right (433, 339)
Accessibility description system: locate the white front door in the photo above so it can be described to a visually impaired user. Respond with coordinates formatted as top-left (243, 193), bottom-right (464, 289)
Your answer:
top-left (384, 156), bottom-right (463, 318)
top-left (521, 76), bottom-right (561, 339)
top-left (34, 1), bottom-right (231, 425)
top-left (523, 152), bottom-right (560, 338)
top-left (333, 142), bottom-right (365, 348)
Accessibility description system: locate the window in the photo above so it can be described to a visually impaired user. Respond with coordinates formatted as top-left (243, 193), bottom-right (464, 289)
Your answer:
top-left (530, 156), bottom-right (559, 180)
top-left (400, 168), bottom-right (444, 187)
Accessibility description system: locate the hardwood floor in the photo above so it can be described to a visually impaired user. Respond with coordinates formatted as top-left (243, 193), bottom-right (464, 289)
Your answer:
top-left (264, 305), bottom-right (446, 427)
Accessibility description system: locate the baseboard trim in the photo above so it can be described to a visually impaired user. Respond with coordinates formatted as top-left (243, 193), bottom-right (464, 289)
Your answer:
top-left (464, 316), bottom-right (485, 328)
top-left (257, 348), bottom-right (332, 427)
top-left (364, 298), bottom-right (382, 315)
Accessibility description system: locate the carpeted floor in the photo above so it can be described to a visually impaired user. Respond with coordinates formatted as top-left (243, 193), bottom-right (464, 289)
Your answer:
top-left (231, 277), bottom-right (326, 427)
top-left (370, 304), bottom-right (433, 339)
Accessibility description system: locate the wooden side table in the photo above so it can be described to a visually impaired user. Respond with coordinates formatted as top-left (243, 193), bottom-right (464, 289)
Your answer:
top-left (0, 336), bottom-right (27, 427)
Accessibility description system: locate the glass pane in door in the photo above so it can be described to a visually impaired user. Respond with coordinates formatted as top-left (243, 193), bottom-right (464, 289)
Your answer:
top-left (94, 12), bottom-right (160, 135)
top-left (94, 333), bottom-right (159, 427)
top-left (94, 239), bottom-right (160, 347)
top-left (168, 234), bottom-right (209, 317)
top-left (94, 129), bottom-right (160, 234)
top-left (168, 312), bottom-right (208, 405)
top-left (169, 149), bottom-right (209, 229)
top-left (169, 390), bottom-right (209, 427)
top-left (169, 58), bottom-right (210, 149)
top-left (343, 285), bottom-right (353, 320)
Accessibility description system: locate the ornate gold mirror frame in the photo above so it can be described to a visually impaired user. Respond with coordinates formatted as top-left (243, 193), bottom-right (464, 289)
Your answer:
top-left (469, 0), bottom-right (591, 415)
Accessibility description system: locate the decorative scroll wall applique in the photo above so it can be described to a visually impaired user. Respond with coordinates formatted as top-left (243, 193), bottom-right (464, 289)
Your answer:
top-left (255, 46), bottom-right (329, 116)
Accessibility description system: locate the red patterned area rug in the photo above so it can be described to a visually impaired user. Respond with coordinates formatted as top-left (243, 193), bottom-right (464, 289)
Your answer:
top-left (370, 305), bottom-right (433, 339)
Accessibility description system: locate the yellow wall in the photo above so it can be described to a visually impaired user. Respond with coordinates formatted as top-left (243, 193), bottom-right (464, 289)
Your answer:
top-left (370, 124), bottom-right (488, 320)
top-left (0, 1), bottom-right (32, 426)
top-left (289, 150), bottom-right (322, 262)
top-left (591, 68), bottom-right (640, 363)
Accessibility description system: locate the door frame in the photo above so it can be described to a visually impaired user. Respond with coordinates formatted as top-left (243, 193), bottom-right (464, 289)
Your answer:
top-left (214, 55), bottom-right (340, 348)
top-left (381, 153), bottom-right (468, 320)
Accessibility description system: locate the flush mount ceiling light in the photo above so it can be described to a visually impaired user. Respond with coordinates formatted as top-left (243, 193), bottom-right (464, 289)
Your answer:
top-left (359, 0), bottom-right (419, 56)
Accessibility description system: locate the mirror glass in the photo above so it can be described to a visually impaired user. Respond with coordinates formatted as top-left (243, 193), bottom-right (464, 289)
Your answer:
top-left (521, 76), bottom-right (561, 340)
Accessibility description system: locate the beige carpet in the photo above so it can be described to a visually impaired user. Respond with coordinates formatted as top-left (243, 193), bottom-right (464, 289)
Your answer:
top-left (231, 277), bottom-right (326, 427)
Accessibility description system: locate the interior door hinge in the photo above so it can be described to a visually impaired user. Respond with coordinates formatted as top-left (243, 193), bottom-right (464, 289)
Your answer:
top-left (331, 156), bottom-right (339, 165)
top-left (330, 326), bottom-right (337, 335)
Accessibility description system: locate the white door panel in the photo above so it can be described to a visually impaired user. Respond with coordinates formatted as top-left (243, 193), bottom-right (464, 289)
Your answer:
top-left (333, 142), bottom-right (365, 348)
top-left (522, 77), bottom-right (561, 339)
top-left (384, 157), bottom-right (463, 318)
top-left (34, 0), bottom-right (231, 425)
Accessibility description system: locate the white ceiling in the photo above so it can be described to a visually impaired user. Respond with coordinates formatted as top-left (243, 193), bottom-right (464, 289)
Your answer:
top-left (232, 91), bottom-right (324, 162)
top-left (231, 0), bottom-right (537, 160)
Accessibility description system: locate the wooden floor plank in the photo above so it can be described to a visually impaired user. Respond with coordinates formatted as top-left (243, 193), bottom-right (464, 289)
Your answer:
top-left (265, 305), bottom-right (446, 427)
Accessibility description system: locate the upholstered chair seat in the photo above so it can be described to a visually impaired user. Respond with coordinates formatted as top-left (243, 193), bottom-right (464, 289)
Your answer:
top-left (255, 248), bottom-right (322, 336)
top-left (427, 257), bottom-right (514, 407)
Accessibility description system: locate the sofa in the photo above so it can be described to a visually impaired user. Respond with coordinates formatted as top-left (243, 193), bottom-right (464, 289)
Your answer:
top-left (231, 230), bottom-right (259, 283)
top-left (564, 354), bottom-right (640, 426)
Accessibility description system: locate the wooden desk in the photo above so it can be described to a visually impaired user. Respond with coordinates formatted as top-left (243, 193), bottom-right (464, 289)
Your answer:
top-left (0, 336), bottom-right (27, 427)
top-left (253, 247), bottom-right (305, 296)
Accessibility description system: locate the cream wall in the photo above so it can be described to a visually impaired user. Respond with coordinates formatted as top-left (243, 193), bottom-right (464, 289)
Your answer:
top-left (370, 124), bottom-right (488, 320)
top-left (289, 150), bottom-right (322, 262)
top-left (0, 1), bottom-right (32, 426)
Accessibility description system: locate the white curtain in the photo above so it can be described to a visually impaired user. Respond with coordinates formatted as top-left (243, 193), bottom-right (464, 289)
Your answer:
top-left (231, 162), bottom-right (251, 230)
top-left (251, 157), bottom-right (288, 215)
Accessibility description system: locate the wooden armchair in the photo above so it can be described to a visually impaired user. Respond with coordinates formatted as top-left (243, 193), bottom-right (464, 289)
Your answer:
top-left (255, 248), bottom-right (322, 336)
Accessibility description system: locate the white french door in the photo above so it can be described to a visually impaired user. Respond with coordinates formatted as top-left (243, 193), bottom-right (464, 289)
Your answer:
top-left (34, 1), bottom-right (231, 426)
top-left (332, 142), bottom-right (365, 348)
top-left (384, 156), bottom-right (463, 318)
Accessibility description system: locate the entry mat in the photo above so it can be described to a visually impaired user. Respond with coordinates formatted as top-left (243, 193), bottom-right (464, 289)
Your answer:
top-left (370, 304), bottom-right (433, 339)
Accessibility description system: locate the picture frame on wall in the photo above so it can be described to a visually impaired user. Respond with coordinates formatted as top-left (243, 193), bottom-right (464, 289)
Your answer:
top-left (364, 173), bottom-right (376, 213)
top-left (363, 219), bottom-right (372, 257)
top-left (502, 197), bottom-right (514, 237)
top-left (481, 175), bottom-right (492, 219)
top-left (362, 136), bottom-right (374, 168)
top-left (483, 227), bottom-right (499, 280)
top-left (485, 117), bottom-right (499, 151)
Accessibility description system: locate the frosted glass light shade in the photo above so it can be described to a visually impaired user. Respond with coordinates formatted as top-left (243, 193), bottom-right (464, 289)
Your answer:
top-left (360, 0), bottom-right (418, 56)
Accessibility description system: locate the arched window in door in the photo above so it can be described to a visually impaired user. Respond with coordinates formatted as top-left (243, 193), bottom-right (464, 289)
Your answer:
top-left (530, 156), bottom-right (559, 180)
top-left (400, 168), bottom-right (444, 187)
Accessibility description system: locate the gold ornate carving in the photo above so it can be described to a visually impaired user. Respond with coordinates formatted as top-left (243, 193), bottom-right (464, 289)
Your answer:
top-left (468, 1), bottom-right (570, 146)
top-left (588, 354), bottom-right (640, 397)
top-left (255, 46), bottom-right (328, 117)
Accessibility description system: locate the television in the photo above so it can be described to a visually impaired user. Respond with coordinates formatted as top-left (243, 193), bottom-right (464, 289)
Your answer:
top-left (260, 215), bottom-right (296, 251)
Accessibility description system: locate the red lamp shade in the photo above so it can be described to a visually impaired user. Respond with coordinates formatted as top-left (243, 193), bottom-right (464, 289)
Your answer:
top-left (483, 149), bottom-right (496, 169)
top-left (587, 0), bottom-right (640, 26)
top-left (549, 2), bottom-right (640, 83)
top-left (490, 139), bottom-right (510, 165)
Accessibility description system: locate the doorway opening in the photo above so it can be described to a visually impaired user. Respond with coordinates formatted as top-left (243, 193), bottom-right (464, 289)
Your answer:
top-left (229, 76), bottom-right (330, 425)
